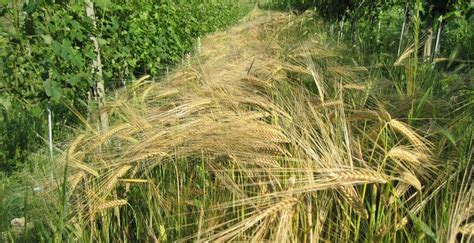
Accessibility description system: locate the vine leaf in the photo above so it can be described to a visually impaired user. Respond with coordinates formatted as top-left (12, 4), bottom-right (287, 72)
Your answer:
top-left (0, 95), bottom-right (11, 111)
top-left (43, 79), bottom-right (62, 101)
top-left (41, 34), bottom-right (53, 45)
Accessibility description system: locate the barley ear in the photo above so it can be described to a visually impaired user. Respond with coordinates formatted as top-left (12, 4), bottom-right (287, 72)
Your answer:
top-left (96, 199), bottom-right (128, 211)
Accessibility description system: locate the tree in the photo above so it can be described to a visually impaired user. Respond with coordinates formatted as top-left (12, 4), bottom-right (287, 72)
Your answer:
top-left (86, 0), bottom-right (108, 130)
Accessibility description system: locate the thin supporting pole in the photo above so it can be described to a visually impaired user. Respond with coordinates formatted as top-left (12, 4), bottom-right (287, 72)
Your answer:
top-left (398, 4), bottom-right (408, 56)
top-left (47, 101), bottom-right (53, 159)
top-left (432, 17), bottom-right (443, 63)
top-left (338, 16), bottom-right (345, 44)
top-left (377, 18), bottom-right (381, 43)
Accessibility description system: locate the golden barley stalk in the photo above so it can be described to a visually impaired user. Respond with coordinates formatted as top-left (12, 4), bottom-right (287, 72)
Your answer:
top-left (309, 69), bottom-right (325, 102)
top-left (374, 224), bottom-right (388, 241)
top-left (388, 119), bottom-right (430, 151)
top-left (388, 146), bottom-right (427, 167)
top-left (395, 217), bottom-right (409, 231)
top-left (389, 182), bottom-right (410, 204)
top-left (96, 123), bottom-right (132, 145)
top-left (253, 143), bottom-right (286, 155)
top-left (130, 151), bottom-right (169, 162)
top-left (96, 199), bottom-right (128, 211)
top-left (70, 162), bottom-right (99, 177)
top-left (399, 171), bottom-right (422, 191)
top-left (315, 100), bottom-right (343, 109)
top-left (206, 197), bottom-right (298, 242)
top-left (69, 171), bottom-right (85, 191)
top-left (244, 75), bottom-right (272, 88)
top-left (119, 178), bottom-right (148, 183)
top-left (334, 169), bottom-right (387, 184)
top-left (350, 110), bottom-right (381, 121)
top-left (343, 83), bottom-right (366, 91)
top-left (103, 165), bottom-right (132, 194)
top-left (251, 128), bottom-right (288, 143)
top-left (394, 46), bottom-right (414, 66)
top-left (252, 157), bottom-right (279, 166)
top-left (459, 223), bottom-right (474, 235)
top-left (141, 85), bottom-right (155, 102)
top-left (338, 186), bottom-right (368, 219)
top-left (116, 134), bottom-right (139, 144)
top-left (313, 203), bottom-right (329, 242)
top-left (68, 134), bottom-right (85, 158)
top-left (135, 75), bottom-right (150, 83)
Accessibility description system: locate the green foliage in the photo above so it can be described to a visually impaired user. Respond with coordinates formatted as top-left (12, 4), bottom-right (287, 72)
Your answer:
top-left (263, 0), bottom-right (473, 58)
top-left (0, 0), bottom-right (253, 173)
top-left (96, 1), bottom-right (251, 83)
top-left (0, 102), bottom-right (45, 173)
top-left (1, 0), bottom-right (251, 102)
top-left (1, 1), bottom-right (94, 103)
top-left (444, 15), bottom-right (474, 57)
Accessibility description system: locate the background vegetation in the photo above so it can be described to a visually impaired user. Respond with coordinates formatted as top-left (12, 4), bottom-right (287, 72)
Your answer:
top-left (0, 0), bottom-right (252, 173)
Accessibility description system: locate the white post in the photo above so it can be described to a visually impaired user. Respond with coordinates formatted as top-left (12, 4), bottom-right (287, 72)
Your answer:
top-left (377, 10), bottom-right (382, 43)
top-left (423, 27), bottom-right (433, 61)
top-left (432, 17), bottom-right (443, 63)
top-left (47, 101), bottom-right (53, 159)
top-left (338, 16), bottom-right (345, 44)
top-left (398, 4), bottom-right (408, 56)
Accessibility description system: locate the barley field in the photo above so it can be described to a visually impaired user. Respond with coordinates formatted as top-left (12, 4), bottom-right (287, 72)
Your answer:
top-left (1, 2), bottom-right (473, 242)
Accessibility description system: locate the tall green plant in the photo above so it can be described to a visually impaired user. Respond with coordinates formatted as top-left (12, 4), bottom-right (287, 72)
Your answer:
top-left (0, 0), bottom-right (253, 173)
